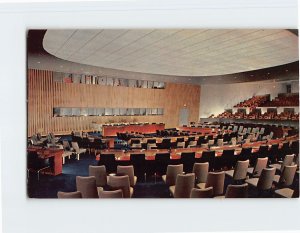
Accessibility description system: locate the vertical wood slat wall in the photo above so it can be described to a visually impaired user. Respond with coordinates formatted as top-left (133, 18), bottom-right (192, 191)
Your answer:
top-left (27, 69), bottom-right (200, 136)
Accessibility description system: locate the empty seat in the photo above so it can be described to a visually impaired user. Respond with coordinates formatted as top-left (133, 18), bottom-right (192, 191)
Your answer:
top-left (88, 165), bottom-right (107, 187)
top-left (117, 165), bottom-right (137, 187)
top-left (130, 153), bottom-right (146, 181)
top-left (200, 151), bottom-right (215, 171)
top-left (180, 152), bottom-right (195, 173)
top-left (98, 154), bottom-right (116, 174)
top-left (270, 154), bottom-right (294, 172)
top-left (190, 187), bottom-right (213, 198)
top-left (245, 167), bottom-right (276, 192)
top-left (76, 176), bottom-right (98, 198)
top-left (169, 173), bottom-right (195, 198)
top-left (193, 162), bottom-right (209, 185)
top-left (57, 191), bottom-right (82, 198)
top-left (273, 164), bottom-right (297, 188)
top-left (197, 171), bottom-right (225, 197)
top-left (225, 183), bottom-right (248, 198)
top-left (97, 187), bottom-right (123, 198)
top-left (107, 175), bottom-right (133, 198)
top-left (162, 164), bottom-right (183, 186)
top-left (71, 142), bottom-right (86, 160)
top-left (247, 157), bottom-right (268, 178)
top-left (221, 149), bottom-right (235, 170)
top-left (225, 160), bottom-right (249, 182)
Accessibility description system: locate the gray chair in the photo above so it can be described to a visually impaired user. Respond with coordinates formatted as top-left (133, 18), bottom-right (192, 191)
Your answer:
top-left (57, 191), bottom-right (82, 198)
top-left (71, 142), bottom-right (87, 160)
top-left (193, 162), bottom-right (209, 185)
top-left (117, 165), bottom-right (137, 187)
top-left (273, 164), bottom-right (297, 187)
top-left (107, 175), bottom-right (133, 198)
top-left (225, 184), bottom-right (248, 198)
top-left (225, 160), bottom-right (249, 182)
top-left (245, 167), bottom-right (276, 192)
top-left (169, 173), bottom-right (195, 198)
top-left (197, 171), bottom-right (225, 196)
top-left (190, 187), bottom-right (213, 198)
top-left (97, 187), bottom-right (123, 198)
top-left (270, 154), bottom-right (295, 172)
top-left (162, 164), bottom-right (184, 186)
top-left (89, 165), bottom-right (107, 187)
top-left (247, 157), bottom-right (268, 177)
top-left (76, 176), bottom-right (98, 198)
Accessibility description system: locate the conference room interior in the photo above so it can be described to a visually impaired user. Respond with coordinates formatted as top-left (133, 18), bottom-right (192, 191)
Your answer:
top-left (27, 29), bottom-right (299, 199)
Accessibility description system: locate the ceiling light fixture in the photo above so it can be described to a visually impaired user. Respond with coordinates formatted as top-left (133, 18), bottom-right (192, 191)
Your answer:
top-left (37, 61), bottom-right (40, 64)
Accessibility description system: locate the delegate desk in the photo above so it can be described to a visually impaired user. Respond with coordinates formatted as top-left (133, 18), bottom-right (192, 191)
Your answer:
top-left (27, 146), bottom-right (63, 176)
top-left (102, 123), bottom-right (165, 137)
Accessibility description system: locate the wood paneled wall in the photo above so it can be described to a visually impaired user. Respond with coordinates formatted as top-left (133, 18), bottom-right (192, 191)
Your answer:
top-left (27, 69), bottom-right (200, 136)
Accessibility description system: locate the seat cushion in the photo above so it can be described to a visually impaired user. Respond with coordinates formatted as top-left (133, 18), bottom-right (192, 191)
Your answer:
top-left (269, 164), bottom-right (281, 171)
top-left (245, 178), bottom-right (259, 187)
top-left (196, 183), bottom-right (206, 189)
top-left (273, 175), bottom-right (280, 183)
top-left (275, 188), bottom-right (294, 198)
top-left (225, 170), bottom-right (234, 177)
top-left (247, 167), bottom-right (254, 174)
top-left (169, 186), bottom-right (175, 196)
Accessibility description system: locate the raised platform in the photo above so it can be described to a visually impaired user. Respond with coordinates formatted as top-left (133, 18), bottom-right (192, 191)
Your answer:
top-left (200, 118), bottom-right (299, 129)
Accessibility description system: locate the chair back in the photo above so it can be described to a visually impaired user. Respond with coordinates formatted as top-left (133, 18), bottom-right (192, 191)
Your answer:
top-left (221, 149), bottom-right (235, 169)
top-left (180, 152), bottom-right (195, 173)
top-left (57, 191), bottom-right (82, 198)
top-left (89, 165), bottom-right (107, 187)
top-left (281, 154), bottom-right (295, 172)
top-left (252, 157), bottom-right (268, 177)
top-left (239, 147), bottom-right (252, 161)
top-left (231, 137), bottom-right (237, 146)
top-left (193, 162), bottom-right (209, 183)
top-left (97, 187), bottom-right (123, 198)
top-left (98, 154), bottom-right (116, 173)
top-left (177, 142), bottom-right (185, 148)
top-left (174, 173), bottom-right (195, 198)
top-left (63, 140), bottom-right (71, 150)
top-left (165, 164), bottom-right (183, 186)
top-left (257, 167), bottom-right (276, 190)
top-left (205, 171), bottom-right (225, 196)
top-left (190, 187), bottom-right (213, 198)
top-left (107, 175), bottom-right (131, 198)
top-left (147, 143), bottom-right (157, 150)
top-left (201, 143), bottom-right (209, 149)
top-left (76, 176), bottom-right (98, 198)
top-left (117, 165), bottom-right (136, 186)
top-left (208, 140), bottom-right (215, 146)
top-left (258, 145), bottom-right (269, 158)
top-left (279, 165), bottom-right (297, 187)
top-left (188, 141), bottom-right (197, 148)
top-left (201, 151), bottom-right (215, 171)
top-left (225, 184), bottom-right (248, 198)
top-left (233, 160), bottom-right (249, 180)
top-left (71, 142), bottom-right (80, 153)
top-left (217, 139), bottom-right (224, 147)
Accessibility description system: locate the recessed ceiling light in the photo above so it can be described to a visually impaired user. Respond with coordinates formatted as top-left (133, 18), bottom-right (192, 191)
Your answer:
top-left (37, 61), bottom-right (40, 64)
top-left (267, 72), bottom-right (270, 75)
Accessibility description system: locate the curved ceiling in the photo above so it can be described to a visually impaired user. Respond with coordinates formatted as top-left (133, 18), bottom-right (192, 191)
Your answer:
top-left (43, 29), bottom-right (298, 77)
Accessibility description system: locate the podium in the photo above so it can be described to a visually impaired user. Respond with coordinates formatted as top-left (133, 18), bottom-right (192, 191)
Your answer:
top-left (28, 146), bottom-right (63, 176)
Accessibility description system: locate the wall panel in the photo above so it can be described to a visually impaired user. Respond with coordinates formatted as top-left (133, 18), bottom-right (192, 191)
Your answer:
top-left (27, 69), bottom-right (200, 136)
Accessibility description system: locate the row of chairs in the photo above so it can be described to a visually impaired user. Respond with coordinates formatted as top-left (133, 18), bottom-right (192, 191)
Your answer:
top-left (58, 165), bottom-right (138, 198)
